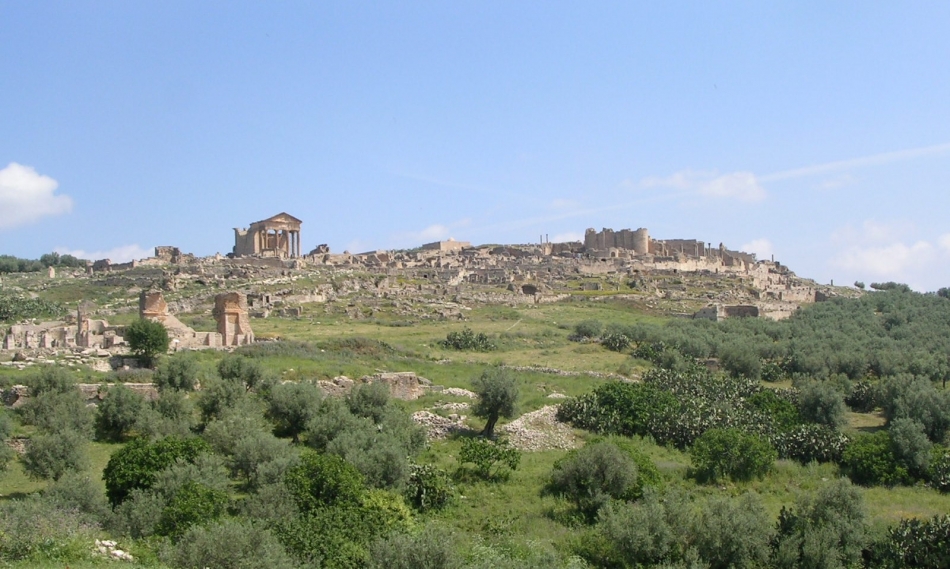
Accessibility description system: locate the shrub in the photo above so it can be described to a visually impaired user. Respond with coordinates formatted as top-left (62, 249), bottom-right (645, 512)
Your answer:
top-left (690, 428), bottom-right (776, 483)
top-left (471, 367), bottom-right (518, 438)
top-left (43, 472), bottom-right (111, 525)
top-left (871, 513), bottom-right (950, 569)
top-left (125, 318), bottom-right (170, 365)
top-left (545, 441), bottom-right (640, 520)
top-left (841, 431), bottom-right (910, 486)
top-left (404, 463), bottom-right (454, 512)
top-left (748, 389), bottom-right (801, 430)
top-left (773, 423), bottom-right (850, 464)
top-left (197, 375), bottom-right (247, 423)
top-left (0, 495), bottom-right (98, 562)
top-left (572, 319), bottom-right (603, 341)
top-left (846, 380), bottom-right (880, 412)
top-left (347, 381), bottom-right (391, 423)
top-left (889, 418), bottom-right (933, 478)
top-left (153, 351), bottom-right (201, 392)
top-left (231, 431), bottom-right (294, 489)
top-left (164, 517), bottom-right (300, 569)
top-left (95, 384), bottom-right (146, 441)
top-left (693, 493), bottom-right (772, 569)
top-left (368, 525), bottom-right (461, 569)
top-left (557, 381), bottom-right (680, 439)
top-left (217, 354), bottom-right (268, 391)
top-left (797, 381), bottom-right (848, 430)
top-left (719, 344), bottom-right (762, 380)
top-left (26, 366), bottom-right (75, 396)
top-left (458, 437), bottom-right (521, 481)
top-left (22, 429), bottom-right (89, 480)
top-left (103, 436), bottom-right (211, 506)
top-left (267, 380), bottom-right (323, 442)
top-left (439, 327), bottom-right (496, 351)
top-left (155, 481), bottom-right (229, 539)
top-left (18, 388), bottom-right (94, 438)
top-left (108, 488), bottom-right (167, 539)
top-left (928, 446), bottom-right (950, 492)
top-left (772, 478), bottom-right (867, 569)
top-left (590, 488), bottom-right (694, 567)
top-left (327, 429), bottom-right (413, 490)
top-left (601, 333), bottom-right (630, 352)
top-left (284, 451), bottom-right (364, 513)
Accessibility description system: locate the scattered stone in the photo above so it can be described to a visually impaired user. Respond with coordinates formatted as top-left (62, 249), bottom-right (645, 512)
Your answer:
top-left (442, 387), bottom-right (478, 399)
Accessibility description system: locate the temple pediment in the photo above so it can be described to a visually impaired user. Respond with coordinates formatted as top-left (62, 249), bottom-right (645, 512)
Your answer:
top-left (254, 212), bottom-right (302, 226)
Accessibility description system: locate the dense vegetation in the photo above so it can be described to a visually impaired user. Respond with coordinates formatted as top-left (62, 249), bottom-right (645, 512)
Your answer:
top-left (1, 287), bottom-right (950, 567)
top-left (0, 252), bottom-right (87, 274)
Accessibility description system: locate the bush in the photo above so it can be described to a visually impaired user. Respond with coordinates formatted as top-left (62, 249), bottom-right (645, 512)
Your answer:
top-left (846, 380), bottom-right (880, 412)
top-left (155, 481), bottom-right (228, 539)
top-left (841, 431), bottom-right (910, 486)
top-left (22, 429), bottom-right (89, 480)
top-left (347, 382), bottom-right (392, 423)
top-left (719, 344), bottom-right (762, 380)
top-left (284, 451), bottom-right (365, 513)
top-left (231, 431), bottom-right (295, 489)
top-left (773, 423), bottom-right (849, 464)
top-left (572, 319), bottom-right (603, 341)
top-left (153, 351), bottom-right (201, 392)
top-left (164, 517), bottom-right (300, 569)
top-left (457, 437), bottom-right (521, 481)
top-left (368, 525), bottom-right (461, 569)
top-left (267, 380), bottom-right (323, 442)
top-left (889, 418), bottom-right (933, 478)
top-left (690, 428), bottom-right (776, 483)
top-left (327, 428), bottom-right (413, 490)
top-left (43, 472), bottom-right (111, 525)
top-left (601, 333), bottom-right (630, 352)
top-left (103, 436), bottom-right (211, 506)
top-left (95, 384), bottom-right (146, 441)
top-left (0, 495), bottom-right (99, 562)
top-left (404, 463), bottom-right (454, 512)
top-left (18, 388), bottom-right (94, 438)
top-left (471, 367), bottom-right (519, 438)
top-left (693, 493), bottom-right (772, 569)
top-left (125, 318), bottom-right (170, 365)
top-left (197, 375), bottom-right (247, 423)
top-left (928, 446), bottom-right (950, 492)
top-left (797, 381), bottom-right (848, 430)
top-left (772, 478), bottom-right (867, 569)
top-left (870, 513), bottom-right (950, 569)
top-left (589, 488), bottom-right (694, 567)
top-left (545, 441), bottom-right (640, 520)
top-left (217, 354), bottom-right (268, 391)
top-left (439, 327), bottom-right (496, 351)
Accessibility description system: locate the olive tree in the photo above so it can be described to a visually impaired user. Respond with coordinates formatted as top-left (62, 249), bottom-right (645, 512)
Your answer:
top-left (471, 368), bottom-right (518, 439)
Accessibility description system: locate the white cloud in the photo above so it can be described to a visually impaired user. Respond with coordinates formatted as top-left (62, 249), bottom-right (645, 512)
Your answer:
top-left (698, 172), bottom-right (765, 202)
top-left (0, 162), bottom-right (73, 229)
top-left (740, 238), bottom-right (774, 260)
top-left (639, 169), bottom-right (766, 202)
top-left (831, 219), bottom-right (917, 246)
top-left (551, 231), bottom-right (583, 243)
top-left (55, 244), bottom-right (152, 263)
top-left (825, 220), bottom-right (950, 290)
top-left (831, 241), bottom-right (935, 277)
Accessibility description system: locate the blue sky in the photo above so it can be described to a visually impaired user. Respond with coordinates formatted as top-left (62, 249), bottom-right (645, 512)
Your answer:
top-left (2, 2), bottom-right (949, 290)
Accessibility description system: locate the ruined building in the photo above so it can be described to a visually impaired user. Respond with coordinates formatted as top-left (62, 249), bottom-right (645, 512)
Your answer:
top-left (233, 213), bottom-right (303, 258)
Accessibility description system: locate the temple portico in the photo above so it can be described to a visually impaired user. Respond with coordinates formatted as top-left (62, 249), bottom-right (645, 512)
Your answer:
top-left (233, 213), bottom-right (302, 258)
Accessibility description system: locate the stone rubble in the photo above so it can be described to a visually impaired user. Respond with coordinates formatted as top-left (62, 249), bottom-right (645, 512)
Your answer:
top-left (499, 405), bottom-right (578, 451)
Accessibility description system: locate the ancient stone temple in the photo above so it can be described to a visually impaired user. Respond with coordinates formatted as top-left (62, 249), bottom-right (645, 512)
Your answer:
top-left (213, 292), bottom-right (254, 346)
top-left (233, 213), bottom-right (303, 258)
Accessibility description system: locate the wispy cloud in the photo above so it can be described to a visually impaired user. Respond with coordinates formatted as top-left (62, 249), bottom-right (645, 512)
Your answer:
top-left (551, 231), bottom-right (584, 243)
top-left (55, 244), bottom-right (152, 263)
top-left (0, 162), bottom-right (73, 229)
top-left (761, 142), bottom-right (950, 183)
